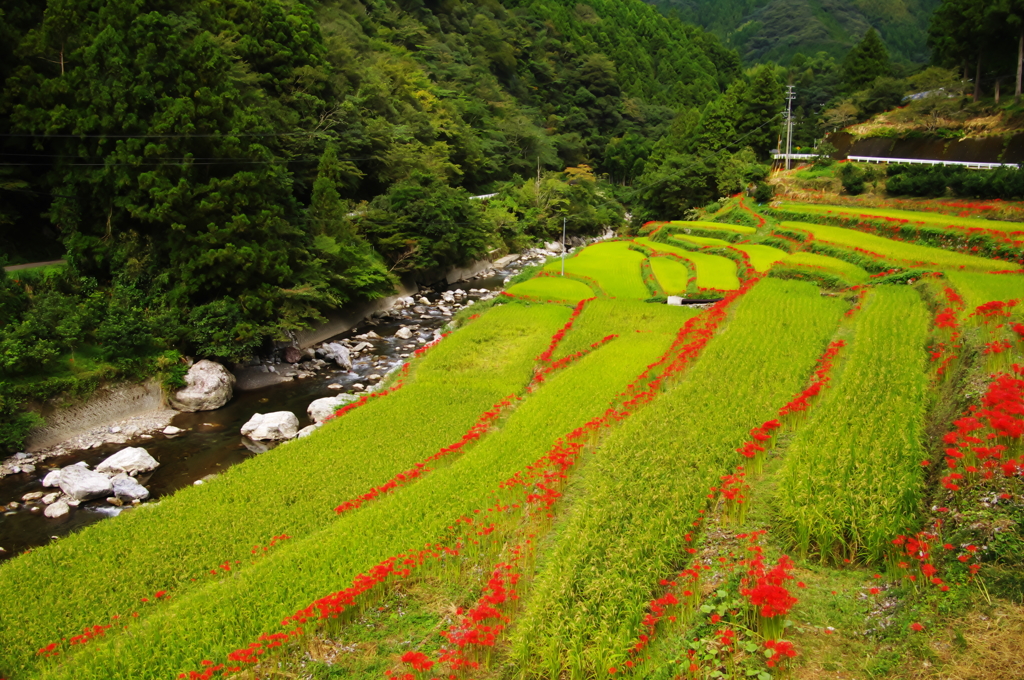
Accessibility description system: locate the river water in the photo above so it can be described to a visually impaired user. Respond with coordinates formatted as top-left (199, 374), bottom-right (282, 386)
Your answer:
top-left (0, 267), bottom-right (522, 561)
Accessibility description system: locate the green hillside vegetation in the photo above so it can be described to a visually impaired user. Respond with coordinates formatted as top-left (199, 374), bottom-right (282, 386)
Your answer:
top-left (0, 0), bottom-right (763, 451)
top-left (642, 0), bottom-right (940, 64)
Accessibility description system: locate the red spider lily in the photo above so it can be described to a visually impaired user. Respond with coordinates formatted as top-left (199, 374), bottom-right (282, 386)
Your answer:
top-left (910, 622), bottom-right (925, 632)
top-left (763, 639), bottom-right (797, 668)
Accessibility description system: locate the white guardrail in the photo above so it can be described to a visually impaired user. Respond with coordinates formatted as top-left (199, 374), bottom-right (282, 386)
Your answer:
top-left (772, 153), bottom-right (1019, 170)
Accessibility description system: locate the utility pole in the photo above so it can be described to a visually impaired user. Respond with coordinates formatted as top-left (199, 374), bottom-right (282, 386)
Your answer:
top-left (561, 217), bottom-right (567, 276)
top-left (785, 85), bottom-right (796, 171)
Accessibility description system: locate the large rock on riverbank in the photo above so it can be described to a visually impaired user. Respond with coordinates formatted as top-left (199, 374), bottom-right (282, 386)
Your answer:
top-left (58, 466), bottom-right (113, 501)
top-left (170, 360), bottom-right (235, 412)
top-left (240, 412), bottom-right (299, 441)
top-left (307, 395), bottom-right (360, 423)
top-left (96, 447), bottom-right (159, 476)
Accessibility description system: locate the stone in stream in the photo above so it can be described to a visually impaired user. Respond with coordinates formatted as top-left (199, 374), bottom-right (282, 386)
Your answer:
top-left (41, 470), bottom-right (62, 487)
top-left (96, 447), bottom-right (160, 476)
top-left (240, 411), bottom-right (300, 441)
top-left (44, 499), bottom-right (70, 519)
top-left (112, 476), bottom-right (150, 501)
top-left (394, 327), bottom-right (413, 340)
top-left (307, 395), bottom-right (360, 424)
top-left (162, 425), bottom-right (183, 435)
top-left (320, 342), bottom-right (353, 371)
top-left (21, 491), bottom-right (44, 502)
top-left (58, 466), bottom-right (113, 501)
top-left (170, 360), bottom-right (235, 412)
top-left (41, 492), bottom-right (60, 505)
top-left (297, 424), bottom-right (322, 438)
top-left (282, 346), bottom-right (304, 364)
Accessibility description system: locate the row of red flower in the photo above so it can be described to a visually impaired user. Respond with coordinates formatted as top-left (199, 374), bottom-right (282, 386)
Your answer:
top-left (177, 277), bottom-right (763, 680)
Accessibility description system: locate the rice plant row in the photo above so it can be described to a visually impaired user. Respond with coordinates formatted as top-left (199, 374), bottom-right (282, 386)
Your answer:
top-left (774, 286), bottom-right (932, 565)
top-left (0, 303), bottom-right (574, 677)
top-left (38, 314), bottom-right (687, 680)
top-left (770, 202), bottom-right (1024, 268)
top-left (509, 279), bottom-right (848, 678)
top-left (782, 221), bottom-right (1009, 272)
top-left (776, 202), bottom-right (1024, 236)
top-left (944, 271), bottom-right (1024, 312)
top-left (649, 256), bottom-right (690, 295)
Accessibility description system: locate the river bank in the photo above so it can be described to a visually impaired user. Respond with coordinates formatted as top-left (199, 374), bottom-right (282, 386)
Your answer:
top-left (0, 247), bottom-right (563, 559)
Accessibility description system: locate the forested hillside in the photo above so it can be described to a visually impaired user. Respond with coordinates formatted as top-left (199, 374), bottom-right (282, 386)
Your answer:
top-left (642, 0), bottom-right (940, 64)
top-left (0, 0), bottom-right (767, 450)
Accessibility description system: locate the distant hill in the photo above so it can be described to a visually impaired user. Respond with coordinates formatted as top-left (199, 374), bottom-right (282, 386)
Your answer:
top-left (642, 0), bottom-right (941, 64)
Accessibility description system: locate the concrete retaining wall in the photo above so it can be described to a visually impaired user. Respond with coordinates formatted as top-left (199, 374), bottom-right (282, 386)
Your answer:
top-left (25, 379), bottom-right (165, 452)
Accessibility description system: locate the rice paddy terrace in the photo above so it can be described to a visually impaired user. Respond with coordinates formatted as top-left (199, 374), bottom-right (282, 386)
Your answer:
top-left (3, 197), bottom-right (1024, 680)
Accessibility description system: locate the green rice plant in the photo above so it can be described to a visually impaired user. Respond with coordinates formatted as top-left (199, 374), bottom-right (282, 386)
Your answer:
top-left (633, 238), bottom-right (739, 290)
top-left (0, 303), bottom-right (574, 677)
top-left (783, 252), bottom-right (871, 284)
top-left (509, 279), bottom-right (848, 678)
top-left (777, 202), bottom-right (1024, 235)
top-left (782, 221), bottom-right (1009, 272)
top-left (945, 272), bottom-right (1024, 311)
top-left (734, 244), bottom-right (787, 272)
top-left (772, 203), bottom-right (1024, 266)
top-left (551, 299), bottom-right (698, 362)
top-left (542, 242), bottom-right (649, 299)
top-left (504, 276), bottom-right (596, 303)
top-left (686, 252), bottom-right (740, 290)
top-left (669, 220), bottom-right (757, 235)
top-left (775, 287), bottom-right (931, 566)
top-left (675, 234), bottom-right (732, 247)
top-left (649, 256), bottom-right (690, 295)
top-left (34, 324), bottom-right (683, 680)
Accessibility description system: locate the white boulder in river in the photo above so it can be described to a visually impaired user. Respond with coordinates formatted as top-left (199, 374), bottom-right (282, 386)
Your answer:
top-left (96, 447), bottom-right (160, 475)
top-left (44, 499), bottom-right (70, 519)
top-left (169, 360), bottom-right (235, 412)
top-left (58, 466), bottom-right (114, 501)
top-left (307, 394), bottom-right (360, 424)
top-left (319, 343), bottom-right (353, 371)
top-left (240, 412), bottom-right (300, 441)
top-left (112, 475), bottom-right (150, 501)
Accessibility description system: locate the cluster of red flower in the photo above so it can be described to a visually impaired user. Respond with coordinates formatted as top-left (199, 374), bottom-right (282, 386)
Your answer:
top-left (889, 531), bottom-right (962, 590)
top-left (739, 532), bottom-right (798, 640)
top-left (935, 366), bottom-right (1024, 491)
top-left (930, 287), bottom-right (964, 378)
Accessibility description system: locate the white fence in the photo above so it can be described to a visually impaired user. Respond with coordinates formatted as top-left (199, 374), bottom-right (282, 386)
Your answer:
top-left (771, 153), bottom-right (1019, 170)
top-left (846, 155), bottom-right (1018, 170)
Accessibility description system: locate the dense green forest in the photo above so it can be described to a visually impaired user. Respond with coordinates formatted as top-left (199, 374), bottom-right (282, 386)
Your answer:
top-left (642, 0), bottom-right (941, 65)
top-left (0, 0), bottom-right (997, 452)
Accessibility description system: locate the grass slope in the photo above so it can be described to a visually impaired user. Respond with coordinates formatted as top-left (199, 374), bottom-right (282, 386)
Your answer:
top-left (0, 303), bottom-right (572, 677)
top-left (775, 286), bottom-right (931, 564)
top-left (39, 323), bottom-right (681, 679)
top-left (511, 278), bottom-right (848, 676)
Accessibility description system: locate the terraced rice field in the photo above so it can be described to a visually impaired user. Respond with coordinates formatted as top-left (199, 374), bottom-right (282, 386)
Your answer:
top-left (4, 199), bottom-right (1024, 680)
top-left (783, 251), bottom-right (871, 284)
top-left (648, 256), bottom-right (690, 295)
top-left (504, 276), bottom-right (596, 302)
top-left (778, 202), bottom-right (1024, 235)
top-left (542, 241), bottom-right (649, 299)
top-left (783, 221), bottom-right (1010, 271)
top-left (735, 244), bottom-right (787, 272)
top-left (670, 220), bottom-right (757, 234)
top-left (675, 234), bottom-right (732, 247)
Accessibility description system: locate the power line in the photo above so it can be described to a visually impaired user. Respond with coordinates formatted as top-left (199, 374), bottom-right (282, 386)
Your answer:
top-left (0, 131), bottom-right (327, 139)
